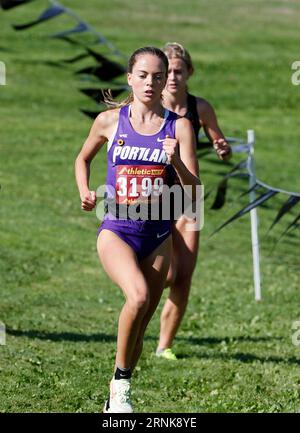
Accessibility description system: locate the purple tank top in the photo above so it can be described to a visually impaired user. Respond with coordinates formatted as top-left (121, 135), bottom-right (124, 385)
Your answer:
top-left (104, 105), bottom-right (177, 220)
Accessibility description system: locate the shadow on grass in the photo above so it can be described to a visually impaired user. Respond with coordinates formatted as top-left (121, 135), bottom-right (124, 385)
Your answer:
top-left (175, 351), bottom-right (300, 366)
top-left (6, 328), bottom-right (117, 343)
top-left (175, 335), bottom-right (284, 345)
top-left (7, 328), bottom-right (299, 365)
top-left (7, 328), bottom-right (282, 345)
top-left (0, 46), bottom-right (15, 52)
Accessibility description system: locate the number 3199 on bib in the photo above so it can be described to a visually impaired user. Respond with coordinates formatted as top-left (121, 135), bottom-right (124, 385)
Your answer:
top-left (116, 165), bottom-right (166, 205)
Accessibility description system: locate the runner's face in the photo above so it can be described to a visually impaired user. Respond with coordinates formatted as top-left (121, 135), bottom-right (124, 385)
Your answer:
top-left (127, 54), bottom-right (167, 103)
top-left (165, 58), bottom-right (191, 94)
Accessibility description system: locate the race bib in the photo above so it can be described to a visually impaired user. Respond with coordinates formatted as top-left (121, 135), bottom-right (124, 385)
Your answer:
top-left (116, 165), bottom-right (166, 204)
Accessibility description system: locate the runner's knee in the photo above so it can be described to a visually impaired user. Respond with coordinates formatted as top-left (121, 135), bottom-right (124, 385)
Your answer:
top-left (127, 284), bottom-right (149, 314)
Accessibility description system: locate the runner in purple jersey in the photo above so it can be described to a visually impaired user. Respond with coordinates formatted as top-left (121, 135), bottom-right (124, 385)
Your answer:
top-left (75, 46), bottom-right (200, 413)
top-left (98, 103), bottom-right (180, 259)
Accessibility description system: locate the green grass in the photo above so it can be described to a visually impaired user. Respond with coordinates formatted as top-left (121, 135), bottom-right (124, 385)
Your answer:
top-left (1, 0), bottom-right (300, 413)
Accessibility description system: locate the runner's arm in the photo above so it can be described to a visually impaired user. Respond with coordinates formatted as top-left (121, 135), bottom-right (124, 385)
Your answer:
top-left (197, 98), bottom-right (232, 161)
top-left (75, 111), bottom-right (115, 210)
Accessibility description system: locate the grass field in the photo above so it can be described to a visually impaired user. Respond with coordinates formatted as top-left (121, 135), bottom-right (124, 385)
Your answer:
top-left (1, 0), bottom-right (300, 413)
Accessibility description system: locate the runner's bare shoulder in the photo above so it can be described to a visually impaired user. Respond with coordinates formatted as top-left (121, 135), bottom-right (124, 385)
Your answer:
top-left (94, 108), bottom-right (121, 139)
top-left (195, 97), bottom-right (214, 116)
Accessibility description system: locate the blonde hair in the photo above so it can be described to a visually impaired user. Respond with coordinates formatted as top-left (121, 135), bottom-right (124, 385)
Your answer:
top-left (103, 46), bottom-right (168, 109)
top-left (102, 89), bottom-right (133, 109)
top-left (163, 42), bottom-right (194, 73)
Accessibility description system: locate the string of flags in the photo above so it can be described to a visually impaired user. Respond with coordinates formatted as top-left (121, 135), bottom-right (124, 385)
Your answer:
top-left (200, 138), bottom-right (300, 239)
top-left (1, 0), bottom-right (299, 242)
top-left (0, 0), bottom-right (128, 117)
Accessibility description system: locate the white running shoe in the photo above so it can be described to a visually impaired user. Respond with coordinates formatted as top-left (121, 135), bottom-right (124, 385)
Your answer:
top-left (103, 378), bottom-right (133, 413)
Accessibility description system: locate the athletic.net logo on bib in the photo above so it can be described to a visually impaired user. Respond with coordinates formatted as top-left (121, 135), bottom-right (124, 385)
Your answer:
top-left (116, 165), bottom-right (166, 204)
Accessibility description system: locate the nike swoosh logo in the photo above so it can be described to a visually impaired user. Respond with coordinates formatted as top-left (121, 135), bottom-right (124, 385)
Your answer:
top-left (157, 230), bottom-right (169, 239)
top-left (157, 137), bottom-right (165, 142)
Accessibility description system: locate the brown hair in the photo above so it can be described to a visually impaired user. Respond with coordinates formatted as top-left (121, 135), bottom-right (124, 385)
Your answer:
top-left (163, 42), bottom-right (194, 73)
top-left (104, 46), bottom-right (169, 108)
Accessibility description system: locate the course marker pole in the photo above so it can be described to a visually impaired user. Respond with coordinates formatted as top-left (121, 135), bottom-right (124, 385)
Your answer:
top-left (247, 130), bottom-right (262, 301)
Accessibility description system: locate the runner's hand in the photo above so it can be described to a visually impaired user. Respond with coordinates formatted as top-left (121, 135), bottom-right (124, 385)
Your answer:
top-left (81, 190), bottom-right (96, 211)
top-left (213, 138), bottom-right (232, 161)
top-left (163, 135), bottom-right (179, 164)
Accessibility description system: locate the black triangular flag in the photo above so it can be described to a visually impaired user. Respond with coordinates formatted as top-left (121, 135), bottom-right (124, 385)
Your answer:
top-left (210, 160), bottom-right (248, 210)
top-left (0, 0), bottom-right (33, 10)
top-left (238, 183), bottom-right (262, 199)
top-left (51, 22), bottom-right (89, 38)
top-left (268, 195), bottom-right (300, 232)
top-left (211, 189), bottom-right (278, 236)
top-left (211, 173), bottom-right (249, 210)
top-left (13, 5), bottom-right (65, 30)
top-left (76, 50), bottom-right (125, 81)
top-left (278, 212), bottom-right (300, 239)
